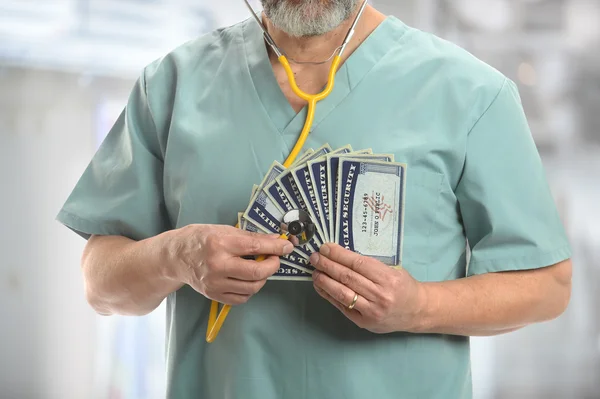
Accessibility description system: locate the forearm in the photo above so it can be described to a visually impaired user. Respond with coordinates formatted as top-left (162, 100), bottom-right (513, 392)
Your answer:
top-left (82, 232), bottom-right (183, 316)
top-left (412, 261), bottom-right (572, 336)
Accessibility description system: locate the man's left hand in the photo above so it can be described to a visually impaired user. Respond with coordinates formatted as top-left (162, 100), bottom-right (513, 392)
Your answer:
top-left (310, 243), bottom-right (424, 334)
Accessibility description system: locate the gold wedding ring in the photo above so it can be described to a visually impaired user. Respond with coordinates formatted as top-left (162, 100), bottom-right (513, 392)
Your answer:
top-left (348, 293), bottom-right (359, 310)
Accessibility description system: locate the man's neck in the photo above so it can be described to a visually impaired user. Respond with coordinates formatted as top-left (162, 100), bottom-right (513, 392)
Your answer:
top-left (262, 5), bottom-right (385, 65)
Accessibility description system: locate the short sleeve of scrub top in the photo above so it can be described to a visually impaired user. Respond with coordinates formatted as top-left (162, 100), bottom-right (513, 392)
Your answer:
top-left (455, 78), bottom-right (571, 276)
top-left (56, 72), bottom-right (170, 240)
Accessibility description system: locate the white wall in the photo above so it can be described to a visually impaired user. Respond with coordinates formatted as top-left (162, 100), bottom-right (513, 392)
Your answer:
top-left (0, 67), bottom-right (133, 399)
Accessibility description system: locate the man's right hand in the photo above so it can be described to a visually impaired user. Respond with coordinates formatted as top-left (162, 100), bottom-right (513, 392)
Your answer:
top-left (167, 224), bottom-right (294, 305)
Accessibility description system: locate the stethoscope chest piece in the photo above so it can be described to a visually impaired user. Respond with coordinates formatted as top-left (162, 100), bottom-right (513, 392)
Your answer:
top-left (281, 209), bottom-right (316, 246)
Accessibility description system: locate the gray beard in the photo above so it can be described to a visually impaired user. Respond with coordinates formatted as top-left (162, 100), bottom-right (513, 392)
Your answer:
top-left (260, 0), bottom-right (360, 37)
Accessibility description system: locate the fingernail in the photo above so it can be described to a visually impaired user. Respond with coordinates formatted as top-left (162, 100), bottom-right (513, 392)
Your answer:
top-left (320, 244), bottom-right (331, 256)
top-left (310, 252), bottom-right (320, 265)
top-left (312, 270), bottom-right (320, 279)
top-left (283, 242), bottom-right (294, 254)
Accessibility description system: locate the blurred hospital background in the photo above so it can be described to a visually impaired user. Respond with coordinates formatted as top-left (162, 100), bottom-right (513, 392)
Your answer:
top-left (0, 0), bottom-right (598, 398)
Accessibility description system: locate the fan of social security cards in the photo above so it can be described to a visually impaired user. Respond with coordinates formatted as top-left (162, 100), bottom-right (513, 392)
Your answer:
top-left (238, 144), bottom-right (407, 280)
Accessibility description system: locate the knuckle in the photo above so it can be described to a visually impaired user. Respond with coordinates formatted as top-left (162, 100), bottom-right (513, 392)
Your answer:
top-left (371, 308), bottom-right (385, 323)
top-left (340, 271), bottom-right (353, 286)
top-left (350, 256), bottom-right (366, 272)
top-left (313, 270), bottom-right (324, 284)
top-left (318, 257), bottom-right (330, 272)
top-left (251, 264), bottom-right (264, 281)
top-left (380, 293), bottom-right (394, 310)
top-left (205, 234), bottom-right (224, 253)
top-left (243, 238), bottom-right (262, 254)
top-left (335, 290), bottom-right (347, 304)
top-left (391, 275), bottom-right (404, 291)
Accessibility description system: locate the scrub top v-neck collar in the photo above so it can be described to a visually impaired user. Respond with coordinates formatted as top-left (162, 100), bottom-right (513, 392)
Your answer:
top-left (241, 14), bottom-right (408, 137)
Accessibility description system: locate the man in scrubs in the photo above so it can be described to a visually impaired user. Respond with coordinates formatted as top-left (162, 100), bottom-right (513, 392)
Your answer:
top-left (57, 1), bottom-right (573, 398)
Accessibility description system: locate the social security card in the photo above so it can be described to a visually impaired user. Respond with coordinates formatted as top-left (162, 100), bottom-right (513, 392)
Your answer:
top-left (291, 163), bottom-right (329, 245)
top-left (329, 152), bottom-right (394, 242)
top-left (243, 161), bottom-right (287, 235)
top-left (307, 145), bottom-right (353, 243)
top-left (335, 159), bottom-right (407, 266)
top-left (326, 149), bottom-right (372, 242)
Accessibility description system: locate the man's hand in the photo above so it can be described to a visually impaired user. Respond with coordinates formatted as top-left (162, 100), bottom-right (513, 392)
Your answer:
top-left (310, 243), bottom-right (424, 333)
top-left (169, 224), bottom-right (294, 305)
top-left (310, 243), bottom-right (572, 337)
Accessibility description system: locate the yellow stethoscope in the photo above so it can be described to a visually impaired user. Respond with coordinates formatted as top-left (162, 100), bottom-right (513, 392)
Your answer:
top-left (205, 0), bottom-right (369, 343)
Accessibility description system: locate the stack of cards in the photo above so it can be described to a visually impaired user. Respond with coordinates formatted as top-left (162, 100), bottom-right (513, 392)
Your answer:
top-left (238, 144), bottom-right (407, 281)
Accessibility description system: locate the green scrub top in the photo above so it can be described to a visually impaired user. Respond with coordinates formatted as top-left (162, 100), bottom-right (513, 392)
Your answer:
top-left (57, 15), bottom-right (572, 399)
